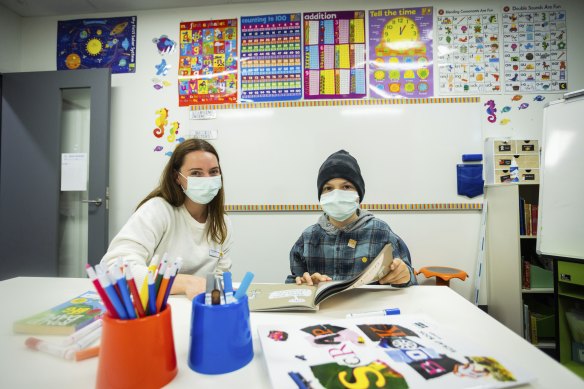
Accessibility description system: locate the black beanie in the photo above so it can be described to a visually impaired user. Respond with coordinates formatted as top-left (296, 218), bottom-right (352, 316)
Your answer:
top-left (317, 150), bottom-right (365, 202)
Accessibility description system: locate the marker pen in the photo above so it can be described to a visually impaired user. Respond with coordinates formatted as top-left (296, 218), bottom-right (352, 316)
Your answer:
top-left (156, 263), bottom-right (174, 312)
top-left (147, 270), bottom-right (157, 315)
top-left (205, 273), bottom-right (215, 305)
top-left (345, 308), bottom-right (401, 318)
top-left (223, 271), bottom-right (235, 303)
top-left (85, 265), bottom-right (118, 319)
top-left (63, 327), bottom-right (102, 360)
top-left (111, 266), bottom-right (136, 319)
top-left (97, 272), bottom-right (129, 319)
top-left (125, 264), bottom-right (146, 318)
top-left (233, 271), bottom-right (255, 300)
top-left (60, 318), bottom-right (102, 346)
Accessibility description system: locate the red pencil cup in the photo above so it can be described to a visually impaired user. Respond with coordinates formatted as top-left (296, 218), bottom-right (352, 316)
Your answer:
top-left (96, 305), bottom-right (177, 389)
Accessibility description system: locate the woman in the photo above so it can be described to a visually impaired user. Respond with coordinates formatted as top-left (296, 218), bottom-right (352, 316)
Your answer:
top-left (286, 150), bottom-right (416, 287)
top-left (101, 139), bottom-right (232, 299)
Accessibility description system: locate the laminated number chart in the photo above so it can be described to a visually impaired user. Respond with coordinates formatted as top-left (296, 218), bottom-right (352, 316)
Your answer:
top-left (303, 11), bottom-right (367, 99)
top-left (240, 13), bottom-right (302, 102)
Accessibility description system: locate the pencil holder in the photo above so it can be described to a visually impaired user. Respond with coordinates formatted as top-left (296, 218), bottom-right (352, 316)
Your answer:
top-left (96, 305), bottom-right (177, 389)
top-left (188, 293), bottom-right (254, 374)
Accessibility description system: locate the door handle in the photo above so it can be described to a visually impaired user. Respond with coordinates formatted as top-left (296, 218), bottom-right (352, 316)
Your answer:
top-left (81, 198), bottom-right (103, 207)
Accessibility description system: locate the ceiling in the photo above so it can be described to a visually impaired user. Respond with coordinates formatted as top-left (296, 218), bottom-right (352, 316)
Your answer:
top-left (0, 0), bottom-right (298, 17)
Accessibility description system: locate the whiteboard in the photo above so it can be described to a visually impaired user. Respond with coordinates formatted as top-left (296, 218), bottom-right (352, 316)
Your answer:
top-left (537, 90), bottom-right (584, 260)
top-left (198, 100), bottom-right (483, 205)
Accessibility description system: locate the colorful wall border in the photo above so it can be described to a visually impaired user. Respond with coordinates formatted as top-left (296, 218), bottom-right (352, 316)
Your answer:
top-left (225, 203), bottom-right (483, 212)
top-left (190, 96), bottom-right (479, 110)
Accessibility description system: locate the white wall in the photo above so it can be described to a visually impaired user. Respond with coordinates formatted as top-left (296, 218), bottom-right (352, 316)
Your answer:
top-left (11, 0), bottom-right (584, 303)
top-left (0, 4), bottom-right (22, 72)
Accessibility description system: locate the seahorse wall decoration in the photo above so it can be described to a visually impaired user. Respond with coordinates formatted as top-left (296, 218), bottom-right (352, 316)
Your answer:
top-left (484, 100), bottom-right (497, 123)
top-left (153, 108), bottom-right (168, 138)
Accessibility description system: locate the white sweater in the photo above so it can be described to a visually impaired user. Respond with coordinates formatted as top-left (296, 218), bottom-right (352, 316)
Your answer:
top-left (100, 197), bottom-right (233, 286)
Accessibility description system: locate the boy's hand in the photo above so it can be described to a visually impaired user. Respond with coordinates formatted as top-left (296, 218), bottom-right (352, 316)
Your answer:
top-left (295, 272), bottom-right (332, 286)
top-left (379, 258), bottom-right (410, 285)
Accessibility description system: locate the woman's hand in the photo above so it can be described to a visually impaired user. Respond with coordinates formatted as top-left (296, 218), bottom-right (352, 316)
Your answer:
top-left (170, 274), bottom-right (207, 300)
top-left (295, 272), bottom-right (332, 286)
top-left (379, 258), bottom-right (411, 285)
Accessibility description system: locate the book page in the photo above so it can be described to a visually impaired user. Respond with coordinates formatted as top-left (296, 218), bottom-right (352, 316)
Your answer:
top-left (314, 243), bottom-right (394, 305)
top-left (248, 283), bottom-right (319, 311)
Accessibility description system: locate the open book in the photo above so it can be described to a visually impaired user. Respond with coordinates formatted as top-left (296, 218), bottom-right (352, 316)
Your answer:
top-left (248, 243), bottom-right (394, 311)
top-left (258, 314), bottom-right (533, 389)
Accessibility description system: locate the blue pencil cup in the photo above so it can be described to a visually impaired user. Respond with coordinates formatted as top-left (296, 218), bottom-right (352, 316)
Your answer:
top-left (188, 293), bottom-right (254, 374)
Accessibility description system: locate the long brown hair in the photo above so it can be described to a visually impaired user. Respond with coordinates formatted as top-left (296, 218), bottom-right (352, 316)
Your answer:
top-left (138, 139), bottom-right (227, 244)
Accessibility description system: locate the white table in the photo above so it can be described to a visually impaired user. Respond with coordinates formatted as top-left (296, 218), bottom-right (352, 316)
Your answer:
top-left (0, 277), bottom-right (581, 388)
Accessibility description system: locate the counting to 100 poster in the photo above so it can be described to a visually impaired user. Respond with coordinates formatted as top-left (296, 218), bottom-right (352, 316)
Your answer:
top-left (178, 19), bottom-right (238, 106)
top-left (369, 7), bottom-right (434, 98)
top-left (57, 16), bottom-right (136, 73)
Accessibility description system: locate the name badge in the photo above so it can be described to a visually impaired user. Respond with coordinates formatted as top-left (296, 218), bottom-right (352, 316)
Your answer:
top-left (209, 248), bottom-right (222, 258)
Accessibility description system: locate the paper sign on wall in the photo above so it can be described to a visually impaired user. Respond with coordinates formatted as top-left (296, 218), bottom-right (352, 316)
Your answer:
top-left (61, 153), bottom-right (88, 191)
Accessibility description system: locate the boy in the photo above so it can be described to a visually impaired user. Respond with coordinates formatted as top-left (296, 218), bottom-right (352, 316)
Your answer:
top-left (286, 150), bottom-right (416, 287)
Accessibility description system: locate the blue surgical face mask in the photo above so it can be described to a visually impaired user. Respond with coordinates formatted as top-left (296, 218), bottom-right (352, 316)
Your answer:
top-left (320, 189), bottom-right (359, 221)
top-left (179, 173), bottom-right (222, 205)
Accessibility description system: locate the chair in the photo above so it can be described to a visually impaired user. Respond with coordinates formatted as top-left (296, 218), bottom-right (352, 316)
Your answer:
top-left (397, 238), bottom-right (468, 287)
top-left (415, 266), bottom-right (468, 286)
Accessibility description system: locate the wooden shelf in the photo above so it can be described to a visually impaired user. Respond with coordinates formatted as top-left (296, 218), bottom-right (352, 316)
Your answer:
top-left (522, 288), bottom-right (553, 294)
top-left (520, 235), bottom-right (537, 239)
top-left (535, 341), bottom-right (556, 349)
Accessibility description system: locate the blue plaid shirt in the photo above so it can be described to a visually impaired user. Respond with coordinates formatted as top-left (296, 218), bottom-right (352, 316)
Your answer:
top-left (286, 211), bottom-right (416, 286)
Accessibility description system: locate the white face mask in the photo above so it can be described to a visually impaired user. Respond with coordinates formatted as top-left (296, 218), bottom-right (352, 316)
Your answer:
top-left (320, 189), bottom-right (359, 221)
top-left (179, 173), bottom-right (222, 205)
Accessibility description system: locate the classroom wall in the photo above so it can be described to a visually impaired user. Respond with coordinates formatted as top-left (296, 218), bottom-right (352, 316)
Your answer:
top-left (11, 0), bottom-right (584, 303)
top-left (0, 4), bottom-right (22, 73)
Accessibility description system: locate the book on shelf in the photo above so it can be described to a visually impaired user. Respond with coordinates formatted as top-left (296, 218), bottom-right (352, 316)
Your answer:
top-left (531, 205), bottom-right (538, 236)
top-left (13, 291), bottom-right (105, 335)
top-left (530, 313), bottom-right (538, 345)
top-left (258, 314), bottom-right (534, 389)
top-left (519, 197), bottom-right (526, 236)
top-left (522, 260), bottom-right (531, 289)
top-left (523, 304), bottom-right (531, 342)
top-left (524, 203), bottom-right (532, 236)
top-left (248, 244), bottom-right (394, 312)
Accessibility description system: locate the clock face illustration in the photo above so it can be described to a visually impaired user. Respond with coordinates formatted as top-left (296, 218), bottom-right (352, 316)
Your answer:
top-left (376, 17), bottom-right (426, 56)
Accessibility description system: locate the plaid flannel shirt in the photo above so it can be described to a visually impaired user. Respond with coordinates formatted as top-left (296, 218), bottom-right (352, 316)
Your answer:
top-left (286, 215), bottom-right (416, 286)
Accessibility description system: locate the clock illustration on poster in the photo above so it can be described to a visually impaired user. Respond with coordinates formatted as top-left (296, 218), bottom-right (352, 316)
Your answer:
top-left (57, 16), bottom-right (137, 74)
top-left (369, 7), bottom-right (434, 98)
top-left (376, 16), bottom-right (426, 56)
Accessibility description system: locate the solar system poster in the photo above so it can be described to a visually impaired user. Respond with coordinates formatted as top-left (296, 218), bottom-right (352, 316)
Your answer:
top-left (57, 16), bottom-right (137, 74)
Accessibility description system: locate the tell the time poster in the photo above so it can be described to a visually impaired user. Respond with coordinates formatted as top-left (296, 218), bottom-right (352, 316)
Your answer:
top-left (369, 7), bottom-right (434, 98)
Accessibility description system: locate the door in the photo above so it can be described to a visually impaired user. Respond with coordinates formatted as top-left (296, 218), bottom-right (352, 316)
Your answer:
top-left (0, 69), bottom-right (110, 280)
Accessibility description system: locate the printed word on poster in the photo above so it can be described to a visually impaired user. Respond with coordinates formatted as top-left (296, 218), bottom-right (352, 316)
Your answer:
top-left (303, 11), bottom-right (367, 100)
top-left (241, 13), bottom-right (302, 102)
top-left (178, 19), bottom-right (238, 106)
top-left (369, 7), bottom-right (434, 98)
top-left (57, 16), bottom-right (137, 73)
top-left (436, 9), bottom-right (502, 94)
top-left (502, 4), bottom-right (567, 93)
